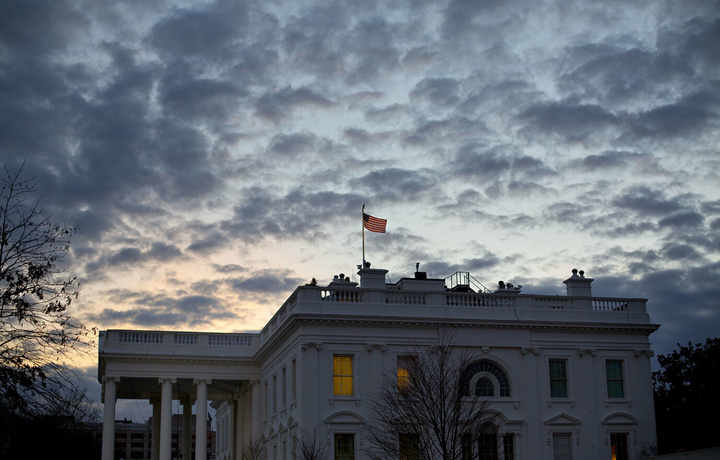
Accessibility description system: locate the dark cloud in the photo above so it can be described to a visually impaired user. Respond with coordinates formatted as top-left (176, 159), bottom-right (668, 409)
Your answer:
top-left (658, 211), bottom-right (705, 230)
top-left (630, 103), bottom-right (716, 139)
top-left (409, 78), bottom-right (461, 107)
top-left (403, 117), bottom-right (487, 147)
top-left (254, 86), bottom-right (334, 122)
top-left (90, 289), bottom-right (241, 328)
top-left (348, 168), bottom-right (442, 202)
top-left (148, 0), bottom-right (269, 62)
top-left (518, 102), bottom-right (618, 142)
top-left (267, 132), bottom-right (321, 157)
top-left (611, 186), bottom-right (686, 217)
top-left (579, 151), bottom-right (647, 171)
top-left (88, 242), bottom-right (183, 272)
top-left (213, 264), bottom-right (247, 274)
top-left (219, 187), bottom-right (365, 243)
top-left (661, 243), bottom-right (703, 261)
top-left (0, 0), bottom-right (88, 57)
top-left (159, 75), bottom-right (248, 123)
top-left (227, 270), bottom-right (303, 294)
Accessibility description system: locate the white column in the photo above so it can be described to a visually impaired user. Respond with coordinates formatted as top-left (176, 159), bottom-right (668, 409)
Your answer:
top-left (194, 378), bottom-right (212, 460)
top-left (235, 392), bottom-right (245, 459)
top-left (101, 376), bottom-right (120, 460)
top-left (151, 397), bottom-right (161, 460)
top-left (159, 378), bottom-right (176, 460)
top-left (251, 380), bottom-right (260, 438)
top-left (182, 398), bottom-right (193, 460)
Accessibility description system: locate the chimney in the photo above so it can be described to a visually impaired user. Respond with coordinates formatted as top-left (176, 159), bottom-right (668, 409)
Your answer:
top-left (357, 263), bottom-right (388, 289)
top-left (563, 269), bottom-right (593, 297)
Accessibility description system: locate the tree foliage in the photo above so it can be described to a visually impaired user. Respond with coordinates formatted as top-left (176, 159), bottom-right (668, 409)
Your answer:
top-left (0, 164), bottom-right (93, 413)
top-left (365, 330), bottom-right (501, 460)
top-left (653, 338), bottom-right (720, 453)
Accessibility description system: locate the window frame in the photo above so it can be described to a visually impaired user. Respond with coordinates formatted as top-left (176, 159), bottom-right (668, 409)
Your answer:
top-left (605, 359), bottom-right (626, 399)
top-left (552, 433), bottom-right (573, 460)
top-left (332, 354), bottom-right (355, 397)
top-left (333, 433), bottom-right (355, 460)
top-left (396, 354), bottom-right (416, 395)
top-left (610, 433), bottom-right (630, 460)
top-left (282, 366), bottom-right (287, 409)
top-left (548, 358), bottom-right (569, 399)
top-left (291, 357), bottom-right (297, 403)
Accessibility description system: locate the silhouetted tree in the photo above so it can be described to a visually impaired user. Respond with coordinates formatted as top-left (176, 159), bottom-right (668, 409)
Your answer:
top-left (0, 164), bottom-right (93, 414)
top-left (241, 436), bottom-right (266, 460)
top-left (653, 338), bottom-right (720, 453)
top-left (0, 370), bottom-right (101, 459)
top-left (294, 428), bottom-right (328, 460)
top-left (365, 330), bottom-right (502, 460)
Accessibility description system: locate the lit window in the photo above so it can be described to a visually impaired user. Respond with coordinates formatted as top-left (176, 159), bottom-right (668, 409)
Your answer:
top-left (333, 355), bottom-right (353, 396)
top-left (549, 359), bottom-right (568, 398)
top-left (552, 433), bottom-right (572, 460)
top-left (606, 360), bottom-right (625, 398)
top-left (334, 434), bottom-right (355, 460)
top-left (397, 356), bottom-right (415, 393)
top-left (399, 433), bottom-right (420, 460)
top-left (610, 434), bottom-right (629, 460)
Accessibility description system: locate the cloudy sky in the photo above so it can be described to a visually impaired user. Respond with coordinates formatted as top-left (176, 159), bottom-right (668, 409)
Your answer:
top-left (1, 0), bottom-right (719, 415)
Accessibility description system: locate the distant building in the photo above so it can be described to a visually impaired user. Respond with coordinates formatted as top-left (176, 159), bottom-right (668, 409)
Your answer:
top-left (91, 416), bottom-right (214, 460)
top-left (99, 265), bottom-right (659, 460)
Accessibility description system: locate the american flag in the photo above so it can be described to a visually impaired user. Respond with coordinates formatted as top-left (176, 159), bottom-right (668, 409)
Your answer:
top-left (363, 212), bottom-right (387, 233)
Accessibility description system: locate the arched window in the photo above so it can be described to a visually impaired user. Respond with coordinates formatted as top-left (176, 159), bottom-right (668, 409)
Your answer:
top-left (476, 377), bottom-right (495, 397)
top-left (460, 360), bottom-right (511, 397)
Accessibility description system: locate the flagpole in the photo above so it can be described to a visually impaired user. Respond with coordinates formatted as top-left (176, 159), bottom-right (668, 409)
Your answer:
top-left (362, 204), bottom-right (366, 268)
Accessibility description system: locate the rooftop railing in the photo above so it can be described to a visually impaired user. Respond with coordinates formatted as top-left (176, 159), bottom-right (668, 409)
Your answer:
top-left (102, 330), bottom-right (259, 357)
top-left (258, 285), bottom-right (649, 343)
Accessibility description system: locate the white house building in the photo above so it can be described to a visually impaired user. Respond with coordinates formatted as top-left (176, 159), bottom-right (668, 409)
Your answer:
top-left (98, 265), bottom-right (659, 460)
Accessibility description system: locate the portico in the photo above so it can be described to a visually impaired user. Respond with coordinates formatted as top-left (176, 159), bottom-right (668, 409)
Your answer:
top-left (99, 330), bottom-right (261, 460)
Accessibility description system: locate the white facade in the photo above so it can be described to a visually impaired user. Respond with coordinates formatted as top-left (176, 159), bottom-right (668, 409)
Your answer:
top-left (99, 266), bottom-right (659, 460)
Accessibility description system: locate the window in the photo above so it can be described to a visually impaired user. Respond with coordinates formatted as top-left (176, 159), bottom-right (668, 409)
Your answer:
top-left (333, 355), bottom-right (353, 396)
top-left (503, 434), bottom-right (514, 460)
top-left (282, 367), bottom-right (287, 408)
top-left (478, 426), bottom-right (499, 460)
top-left (606, 360), bottom-right (625, 398)
top-left (461, 434), bottom-right (473, 460)
top-left (460, 360), bottom-right (511, 397)
top-left (292, 358), bottom-right (297, 401)
top-left (264, 381), bottom-right (268, 419)
top-left (273, 374), bottom-right (277, 413)
top-left (397, 355), bottom-right (415, 393)
top-left (334, 434), bottom-right (355, 460)
top-left (610, 434), bottom-right (629, 460)
top-left (399, 433), bottom-right (420, 460)
top-left (476, 377), bottom-right (495, 397)
top-left (552, 433), bottom-right (572, 460)
top-left (549, 359), bottom-right (568, 398)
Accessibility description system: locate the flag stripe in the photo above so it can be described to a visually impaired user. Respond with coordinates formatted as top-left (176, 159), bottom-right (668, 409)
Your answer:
top-left (363, 213), bottom-right (387, 233)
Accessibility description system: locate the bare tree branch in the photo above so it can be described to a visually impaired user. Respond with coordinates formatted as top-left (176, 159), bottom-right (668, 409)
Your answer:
top-left (365, 329), bottom-right (503, 460)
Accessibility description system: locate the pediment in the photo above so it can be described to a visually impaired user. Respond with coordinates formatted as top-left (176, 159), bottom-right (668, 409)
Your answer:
top-left (601, 413), bottom-right (638, 426)
top-left (324, 411), bottom-right (366, 425)
top-left (544, 413), bottom-right (581, 426)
